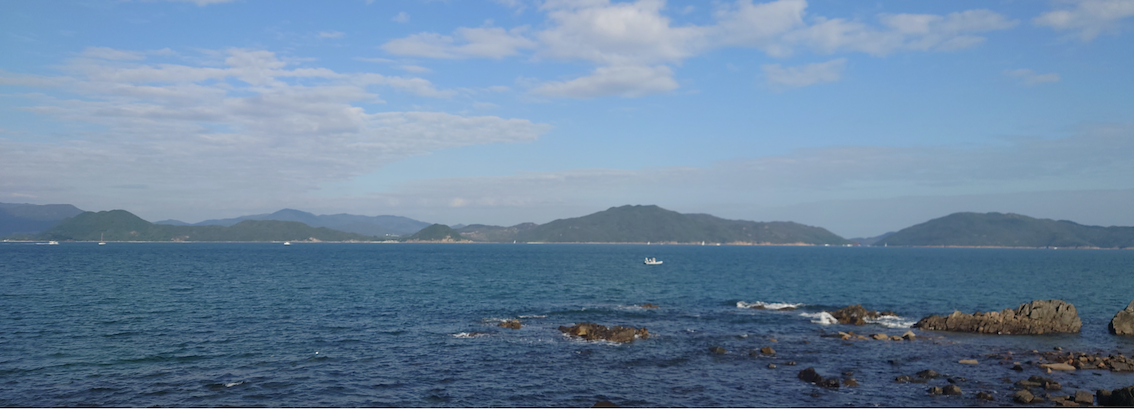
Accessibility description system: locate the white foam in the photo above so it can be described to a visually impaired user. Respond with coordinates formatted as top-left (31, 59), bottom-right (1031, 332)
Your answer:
top-left (801, 311), bottom-right (838, 325)
top-left (452, 332), bottom-right (487, 338)
top-left (864, 315), bottom-right (916, 329)
top-left (225, 381), bottom-right (244, 387)
top-left (738, 301), bottom-right (805, 310)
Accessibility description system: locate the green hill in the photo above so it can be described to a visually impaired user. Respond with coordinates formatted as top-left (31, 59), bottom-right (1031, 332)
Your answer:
top-left (0, 202), bottom-right (85, 236)
top-left (403, 224), bottom-right (469, 242)
top-left (509, 205), bottom-right (848, 245)
top-left (875, 212), bottom-right (1134, 248)
top-left (38, 210), bottom-right (376, 242)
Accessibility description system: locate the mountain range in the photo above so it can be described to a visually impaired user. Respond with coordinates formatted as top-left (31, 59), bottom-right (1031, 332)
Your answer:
top-left (155, 208), bottom-right (430, 236)
top-left (4, 202), bottom-right (1133, 248)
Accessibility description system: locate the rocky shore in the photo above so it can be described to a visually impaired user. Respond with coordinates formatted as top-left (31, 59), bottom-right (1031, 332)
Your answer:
top-left (914, 299), bottom-right (1082, 334)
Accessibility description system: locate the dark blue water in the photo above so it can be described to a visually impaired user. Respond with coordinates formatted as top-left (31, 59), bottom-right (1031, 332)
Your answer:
top-left (2, 243), bottom-right (1134, 407)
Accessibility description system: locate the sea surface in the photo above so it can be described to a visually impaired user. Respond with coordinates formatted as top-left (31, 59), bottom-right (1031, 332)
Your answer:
top-left (2, 243), bottom-right (1134, 407)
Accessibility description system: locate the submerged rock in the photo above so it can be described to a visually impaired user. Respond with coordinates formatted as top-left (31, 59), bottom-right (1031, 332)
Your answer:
top-left (943, 384), bottom-right (962, 395)
top-left (1098, 385), bottom-right (1134, 406)
top-left (976, 391), bottom-right (995, 401)
top-left (709, 346), bottom-right (727, 354)
top-left (760, 346), bottom-right (775, 355)
top-left (1109, 301), bottom-right (1134, 335)
top-left (558, 323), bottom-right (649, 343)
top-left (913, 299), bottom-right (1081, 334)
top-left (639, 303), bottom-right (659, 309)
top-left (498, 319), bottom-right (522, 329)
top-left (829, 304), bottom-right (899, 325)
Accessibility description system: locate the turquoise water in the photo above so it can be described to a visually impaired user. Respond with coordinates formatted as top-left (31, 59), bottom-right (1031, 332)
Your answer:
top-left (2, 243), bottom-right (1133, 406)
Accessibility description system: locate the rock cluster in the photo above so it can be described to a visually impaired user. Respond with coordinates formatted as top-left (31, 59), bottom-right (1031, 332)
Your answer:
top-left (639, 303), bottom-right (659, 309)
top-left (1109, 301), bottom-right (1134, 335)
top-left (498, 319), bottom-right (522, 329)
top-left (558, 323), bottom-right (649, 343)
top-left (824, 330), bottom-right (917, 341)
top-left (797, 367), bottom-right (841, 389)
top-left (1098, 386), bottom-right (1134, 406)
top-left (913, 299), bottom-right (1081, 334)
top-left (988, 349), bottom-right (1134, 372)
top-left (829, 304), bottom-right (898, 325)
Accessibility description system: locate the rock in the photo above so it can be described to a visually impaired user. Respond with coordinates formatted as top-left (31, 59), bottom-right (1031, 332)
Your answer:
top-left (958, 359), bottom-right (978, 365)
top-left (767, 364), bottom-right (777, 369)
top-left (1011, 362), bottom-right (1024, 371)
top-left (976, 391), bottom-right (995, 401)
top-left (916, 369), bottom-right (940, 379)
top-left (709, 346), bottom-right (727, 354)
top-left (1074, 390), bottom-right (1094, 405)
top-left (498, 319), bottom-right (522, 329)
top-left (829, 304), bottom-right (898, 325)
top-left (592, 400), bottom-right (619, 408)
top-left (943, 384), bottom-right (962, 395)
top-left (890, 335), bottom-right (903, 341)
top-left (639, 303), bottom-right (659, 309)
top-left (902, 330), bottom-right (916, 340)
top-left (558, 323), bottom-right (649, 343)
top-left (927, 386), bottom-right (943, 395)
top-left (785, 361), bottom-right (796, 366)
top-left (1098, 385), bottom-right (1134, 406)
top-left (872, 333), bottom-right (888, 340)
top-left (777, 306), bottom-right (796, 311)
top-left (1043, 363), bottom-right (1077, 371)
top-left (913, 299), bottom-right (1082, 334)
top-left (797, 367), bottom-right (824, 384)
top-left (1109, 301), bottom-right (1134, 335)
top-left (842, 378), bottom-right (859, 387)
top-left (760, 346), bottom-right (775, 355)
top-left (819, 378), bottom-right (840, 389)
top-left (1113, 361), bottom-right (1134, 372)
top-left (1014, 389), bottom-right (1036, 404)
top-left (894, 375), bottom-right (912, 383)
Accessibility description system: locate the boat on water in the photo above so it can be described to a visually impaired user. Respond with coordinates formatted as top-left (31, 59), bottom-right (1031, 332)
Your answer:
top-left (99, 233), bottom-right (106, 246)
top-left (284, 241), bottom-right (291, 246)
top-left (48, 241), bottom-right (59, 245)
top-left (644, 257), bottom-right (663, 265)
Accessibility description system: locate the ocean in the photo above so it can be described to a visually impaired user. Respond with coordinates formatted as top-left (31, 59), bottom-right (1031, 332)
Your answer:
top-left (2, 242), bottom-right (1133, 407)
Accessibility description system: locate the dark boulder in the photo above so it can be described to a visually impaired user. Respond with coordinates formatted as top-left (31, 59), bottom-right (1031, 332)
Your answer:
top-left (1014, 389), bottom-right (1035, 404)
top-left (760, 346), bottom-right (775, 355)
top-left (1109, 301), bottom-right (1134, 336)
top-left (1098, 385), bottom-right (1134, 406)
top-left (709, 346), bottom-right (726, 354)
top-left (927, 386), bottom-right (943, 395)
top-left (797, 367), bottom-right (823, 384)
top-left (498, 319), bottom-right (522, 329)
top-left (976, 391), bottom-right (995, 401)
top-left (894, 375), bottom-right (912, 383)
top-left (943, 384), bottom-right (962, 395)
top-left (558, 323), bottom-right (649, 343)
top-left (916, 369), bottom-right (940, 379)
top-left (592, 400), bottom-right (619, 408)
top-left (913, 299), bottom-right (1081, 334)
top-left (829, 304), bottom-right (898, 325)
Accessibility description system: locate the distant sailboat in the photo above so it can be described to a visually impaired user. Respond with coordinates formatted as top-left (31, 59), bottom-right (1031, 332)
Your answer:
top-left (99, 233), bottom-right (106, 245)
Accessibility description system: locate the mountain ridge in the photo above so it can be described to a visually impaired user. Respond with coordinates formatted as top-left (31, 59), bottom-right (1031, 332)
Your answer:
top-left (876, 212), bottom-right (1134, 248)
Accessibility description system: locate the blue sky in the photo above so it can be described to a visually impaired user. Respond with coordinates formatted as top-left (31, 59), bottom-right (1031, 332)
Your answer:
top-left (2, 0), bottom-right (1133, 237)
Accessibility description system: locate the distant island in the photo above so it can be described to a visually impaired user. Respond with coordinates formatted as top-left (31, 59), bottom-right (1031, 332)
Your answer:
top-left (2, 201), bottom-right (1132, 248)
top-left (875, 212), bottom-right (1134, 249)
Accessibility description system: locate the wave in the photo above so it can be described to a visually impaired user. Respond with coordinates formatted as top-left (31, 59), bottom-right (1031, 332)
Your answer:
top-left (800, 311), bottom-right (838, 325)
top-left (518, 315), bottom-right (546, 319)
top-left (225, 381), bottom-right (245, 388)
top-left (737, 301), bottom-right (805, 310)
top-left (864, 315), bottom-right (917, 329)
top-left (452, 332), bottom-right (488, 338)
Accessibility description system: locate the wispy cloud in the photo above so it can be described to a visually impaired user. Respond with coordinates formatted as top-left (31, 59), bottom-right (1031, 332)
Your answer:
top-left (1034, 0), bottom-right (1134, 41)
top-left (1004, 68), bottom-right (1061, 86)
top-left (318, 31), bottom-right (344, 39)
top-left (392, 12), bottom-right (409, 23)
top-left (763, 58), bottom-right (845, 88)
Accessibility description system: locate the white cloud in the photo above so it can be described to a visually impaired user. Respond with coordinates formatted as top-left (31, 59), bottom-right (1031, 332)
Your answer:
top-left (532, 65), bottom-right (678, 98)
top-left (381, 27), bottom-right (536, 59)
top-left (0, 47), bottom-right (552, 210)
top-left (399, 65), bottom-right (432, 73)
top-left (762, 58), bottom-right (845, 87)
top-left (1004, 68), bottom-right (1061, 86)
top-left (535, 0), bottom-right (709, 66)
top-left (785, 9), bottom-right (1016, 56)
top-left (81, 46), bottom-right (146, 60)
top-left (318, 31), bottom-right (345, 39)
top-left (392, 11), bottom-right (410, 23)
top-left (1034, 0), bottom-right (1134, 41)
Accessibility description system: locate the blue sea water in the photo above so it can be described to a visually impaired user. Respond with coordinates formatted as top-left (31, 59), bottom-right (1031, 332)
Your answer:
top-left (2, 242), bottom-right (1134, 407)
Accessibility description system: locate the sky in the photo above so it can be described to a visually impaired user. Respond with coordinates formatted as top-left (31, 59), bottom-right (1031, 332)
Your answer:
top-left (2, 0), bottom-right (1133, 238)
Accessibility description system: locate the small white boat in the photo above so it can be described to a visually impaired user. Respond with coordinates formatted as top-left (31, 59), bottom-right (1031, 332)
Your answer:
top-left (99, 233), bottom-right (106, 245)
top-left (48, 241), bottom-right (59, 245)
top-left (644, 257), bottom-right (663, 265)
top-left (284, 241), bottom-right (291, 246)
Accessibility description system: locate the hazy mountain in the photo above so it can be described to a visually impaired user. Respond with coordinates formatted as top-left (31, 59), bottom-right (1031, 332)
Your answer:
top-left (456, 223), bottom-right (538, 242)
top-left (39, 210), bottom-right (376, 242)
top-left (0, 202), bottom-right (85, 237)
top-left (153, 219), bottom-right (191, 226)
top-left (404, 224), bottom-right (468, 242)
top-left (161, 208), bottom-right (431, 236)
top-left (875, 212), bottom-right (1134, 248)
top-left (849, 232), bottom-right (894, 246)
top-left (456, 205), bottom-right (848, 244)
